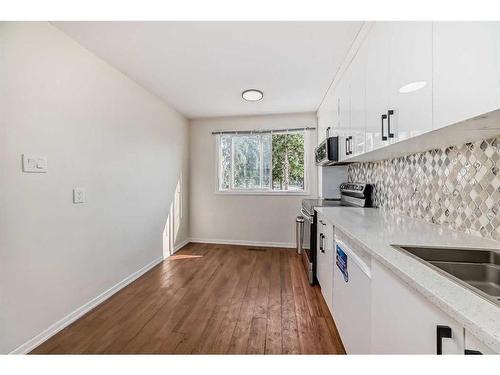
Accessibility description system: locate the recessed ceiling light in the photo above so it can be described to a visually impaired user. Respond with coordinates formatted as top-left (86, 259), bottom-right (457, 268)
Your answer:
top-left (242, 89), bottom-right (263, 101)
top-left (399, 81), bottom-right (427, 94)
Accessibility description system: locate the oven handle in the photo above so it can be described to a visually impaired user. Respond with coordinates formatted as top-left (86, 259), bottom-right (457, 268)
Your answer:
top-left (300, 208), bottom-right (314, 222)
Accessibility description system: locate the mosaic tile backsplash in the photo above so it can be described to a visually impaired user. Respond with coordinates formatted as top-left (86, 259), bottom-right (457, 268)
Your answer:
top-left (347, 136), bottom-right (500, 241)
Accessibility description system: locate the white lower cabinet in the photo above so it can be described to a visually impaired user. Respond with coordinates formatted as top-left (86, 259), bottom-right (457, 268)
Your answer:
top-left (464, 330), bottom-right (496, 355)
top-left (371, 260), bottom-right (464, 354)
top-left (318, 218), bottom-right (496, 354)
top-left (316, 213), bottom-right (334, 314)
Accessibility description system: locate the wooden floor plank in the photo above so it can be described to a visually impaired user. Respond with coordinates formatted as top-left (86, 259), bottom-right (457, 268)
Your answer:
top-left (279, 249), bottom-right (301, 354)
top-left (265, 249), bottom-right (282, 354)
top-left (30, 243), bottom-right (345, 354)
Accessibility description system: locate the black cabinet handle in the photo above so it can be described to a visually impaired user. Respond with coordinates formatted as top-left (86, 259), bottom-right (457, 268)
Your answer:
top-left (319, 234), bottom-right (325, 253)
top-left (348, 136), bottom-right (353, 155)
top-left (345, 138), bottom-right (349, 156)
top-left (464, 349), bottom-right (483, 355)
top-left (387, 109), bottom-right (395, 138)
top-left (381, 114), bottom-right (388, 141)
top-left (436, 325), bottom-right (452, 355)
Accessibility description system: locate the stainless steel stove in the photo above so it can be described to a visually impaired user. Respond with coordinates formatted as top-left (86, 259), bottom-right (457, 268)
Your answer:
top-left (299, 183), bottom-right (372, 284)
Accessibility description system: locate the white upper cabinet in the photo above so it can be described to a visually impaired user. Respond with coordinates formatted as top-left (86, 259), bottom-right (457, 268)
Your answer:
top-left (388, 22), bottom-right (433, 142)
top-left (433, 22), bottom-right (500, 130)
top-left (349, 46), bottom-right (367, 156)
top-left (317, 88), bottom-right (336, 144)
top-left (365, 22), bottom-right (391, 152)
top-left (317, 21), bottom-right (500, 162)
top-left (337, 74), bottom-right (351, 134)
top-left (337, 75), bottom-right (351, 161)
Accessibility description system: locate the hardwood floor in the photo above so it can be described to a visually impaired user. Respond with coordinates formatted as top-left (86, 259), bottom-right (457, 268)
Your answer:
top-left (31, 243), bottom-right (345, 354)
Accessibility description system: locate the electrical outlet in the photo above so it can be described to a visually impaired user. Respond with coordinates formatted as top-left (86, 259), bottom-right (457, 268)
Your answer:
top-left (73, 188), bottom-right (86, 204)
top-left (22, 154), bottom-right (48, 173)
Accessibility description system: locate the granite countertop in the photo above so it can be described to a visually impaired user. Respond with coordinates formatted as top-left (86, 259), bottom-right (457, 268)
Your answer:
top-left (301, 198), bottom-right (342, 214)
top-left (315, 206), bottom-right (500, 353)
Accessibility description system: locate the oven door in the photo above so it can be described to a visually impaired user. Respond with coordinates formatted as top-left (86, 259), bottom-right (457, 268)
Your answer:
top-left (300, 208), bottom-right (316, 284)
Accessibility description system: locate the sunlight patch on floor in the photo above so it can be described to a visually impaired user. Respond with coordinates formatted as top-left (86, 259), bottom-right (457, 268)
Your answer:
top-left (169, 254), bottom-right (204, 260)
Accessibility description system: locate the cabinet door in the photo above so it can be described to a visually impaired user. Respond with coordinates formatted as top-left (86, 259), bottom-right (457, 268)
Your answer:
top-left (317, 88), bottom-right (337, 145)
top-left (316, 214), bottom-right (326, 287)
top-left (464, 330), bottom-right (497, 354)
top-left (316, 215), bottom-right (334, 313)
top-left (337, 74), bottom-right (351, 136)
top-left (433, 22), bottom-right (500, 130)
top-left (365, 22), bottom-right (391, 152)
top-left (336, 75), bottom-right (351, 161)
top-left (323, 221), bottom-right (334, 313)
top-left (371, 261), bottom-right (464, 354)
top-left (349, 46), bottom-right (366, 155)
top-left (388, 22), bottom-right (433, 142)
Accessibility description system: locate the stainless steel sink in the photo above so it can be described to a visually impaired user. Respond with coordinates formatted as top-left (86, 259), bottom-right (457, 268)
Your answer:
top-left (395, 246), bottom-right (500, 307)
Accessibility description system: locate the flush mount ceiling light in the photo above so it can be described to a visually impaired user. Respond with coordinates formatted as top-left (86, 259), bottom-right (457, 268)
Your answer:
top-left (399, 81), bottom-right (427, 94)
top-left (242, 89), bottom-right (263, 102)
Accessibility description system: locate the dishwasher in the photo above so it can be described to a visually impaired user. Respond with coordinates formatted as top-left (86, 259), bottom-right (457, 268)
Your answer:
top-left (332, 235), bottom-right (372, 354)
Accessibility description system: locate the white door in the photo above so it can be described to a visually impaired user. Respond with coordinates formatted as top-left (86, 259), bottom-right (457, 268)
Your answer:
top-left (317, 87), bottom-right (337, 145)
top-left (433, 22), bottom-right (500, 130)
top-left (371, 261), bottom-right (465, 354)
top-left (365, 22), bottom-right (391, 152)
top-left (336, 75), bottom-right (351, 161)
top-left (388, 22), bottom-right (433, 142)
top-left (316, 213), bottom-right (326, 286)
top-left (337, 74), bottom-right (351, 135)
top-left (464, 330), bottom-right (497, 354)
top-left (349, 45), bottom-right (366, 156)
top-left (316, 215), bottom-right (334, 313)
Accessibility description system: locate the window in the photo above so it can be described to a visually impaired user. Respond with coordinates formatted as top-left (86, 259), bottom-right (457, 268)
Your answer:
top-left (217, 131), bottom-right (307, 193)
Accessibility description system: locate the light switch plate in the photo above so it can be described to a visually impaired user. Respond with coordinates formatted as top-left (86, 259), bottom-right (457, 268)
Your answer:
top-left (22, 154), bottom-right (48, 173)
top-left (73, 188), bottom-right (86, 204)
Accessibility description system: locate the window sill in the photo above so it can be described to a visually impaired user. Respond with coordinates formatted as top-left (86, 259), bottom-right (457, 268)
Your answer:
top-left (215, 190), bottom-right (310, 196)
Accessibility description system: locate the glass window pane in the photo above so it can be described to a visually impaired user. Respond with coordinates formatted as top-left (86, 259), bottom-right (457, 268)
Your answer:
top-left (219, 135), bottom-right (231, 190)
top-left (288, 132), bottom-right (305, 190)
top-left (272, 132), bottom-right (305, 191)
top-left (262, 134), bottom-right (271, 189)
top-left (233, 135), bottom-right (260, 189)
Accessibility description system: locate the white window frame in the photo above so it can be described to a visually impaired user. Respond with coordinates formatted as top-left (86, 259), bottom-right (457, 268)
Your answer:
top-left (215, 130), bottom-right (310, 196)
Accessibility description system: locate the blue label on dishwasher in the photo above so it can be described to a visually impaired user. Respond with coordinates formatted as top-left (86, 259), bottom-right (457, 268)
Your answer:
top-left (336, 244), bottom-right (348, 283)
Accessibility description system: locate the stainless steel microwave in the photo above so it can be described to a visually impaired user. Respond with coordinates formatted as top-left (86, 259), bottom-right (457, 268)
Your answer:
top-left (315, 136), bottom-right (339, 166)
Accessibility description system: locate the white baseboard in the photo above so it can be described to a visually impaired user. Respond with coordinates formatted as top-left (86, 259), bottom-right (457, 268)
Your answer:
top-left (189, 237), bottom-right (295, 249)
top-left (9, 256), bottom-right (163, 355)
top-left (172, 238), bottom-right (190, 254)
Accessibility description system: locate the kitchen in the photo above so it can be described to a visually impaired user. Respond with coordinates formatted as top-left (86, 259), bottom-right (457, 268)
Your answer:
top-left (298, 21), bottom-right (500, 355)
top-left (2, 3), bottom-right (500, 373)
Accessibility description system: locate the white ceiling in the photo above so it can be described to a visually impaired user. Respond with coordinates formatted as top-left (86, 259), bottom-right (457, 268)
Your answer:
top-left (53, 21), bottom-right (362, 119)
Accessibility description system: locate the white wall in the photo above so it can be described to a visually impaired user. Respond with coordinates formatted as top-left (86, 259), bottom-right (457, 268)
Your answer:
top-left (0, 22), bottom-right (189, 353)
top-left (189, 113), bottom-right (317, 247)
